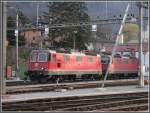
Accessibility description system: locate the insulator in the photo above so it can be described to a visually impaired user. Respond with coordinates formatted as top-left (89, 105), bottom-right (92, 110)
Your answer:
top-left (119, 14), bottom-right (122, 17)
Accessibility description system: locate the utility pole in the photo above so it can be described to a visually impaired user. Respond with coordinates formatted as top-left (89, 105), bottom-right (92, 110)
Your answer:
top-left (106, 1), bottom-right (108, 37)
top-left (36, 2), bottom-right (39, 26)
top-left (106, 1), bottom-right (108, 19)
top-left (73, 31), bottom-right (77, 50)
top-left (15, 9), bottom-right (19, 78)
top-left (73, 34), bottom-right (76, 50)
top-left (91, 24), bottom-right (97, 49)
top-left (0, 2), bottom-right (2, 94)
top-left (1, 2), bottom-right (7, 94)
top-left (40, 41), bottom-right (43, 49)
top-left (138, 2), bottom-right (144, 87)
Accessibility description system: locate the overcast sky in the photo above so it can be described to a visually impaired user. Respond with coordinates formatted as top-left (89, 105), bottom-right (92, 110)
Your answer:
top-left (7, 1), bottom-right (148, 31)
top-left (8, 1), bottom-right (148, 19)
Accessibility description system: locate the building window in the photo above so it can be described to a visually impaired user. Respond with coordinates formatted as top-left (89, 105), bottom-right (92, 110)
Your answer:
top-left (76, 56), bottom-right (82, 61)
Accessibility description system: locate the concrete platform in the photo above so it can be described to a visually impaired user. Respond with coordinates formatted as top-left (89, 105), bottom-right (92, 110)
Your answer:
top-left (2, 85), bottom-right (149, 103)
top-left (6, 80), bottom-right (24, 82)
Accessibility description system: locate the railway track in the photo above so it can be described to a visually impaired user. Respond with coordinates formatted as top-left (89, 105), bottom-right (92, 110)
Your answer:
top-left (6, 77), bottom-right (141, 86)
top-left (6, 79), bottom-right (139, 94)
top-left (2, 92), bottom-right (148, 111)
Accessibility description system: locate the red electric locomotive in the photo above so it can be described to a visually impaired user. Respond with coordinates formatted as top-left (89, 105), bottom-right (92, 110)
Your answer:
top-left (101, 52), bottom-right (139, 79)
top-left (26, 50), bottom-right (102, 82)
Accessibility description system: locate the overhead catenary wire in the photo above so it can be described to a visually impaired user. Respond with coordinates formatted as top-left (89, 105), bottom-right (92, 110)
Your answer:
top-left (7, 16), bottom-right (148, 31)
top-left (36, 2), bottom-right (39, 26)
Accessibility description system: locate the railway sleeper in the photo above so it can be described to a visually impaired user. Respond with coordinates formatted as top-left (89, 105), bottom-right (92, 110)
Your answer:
top-left (3, 96), bottom-right (148, 111)
top-left (100, 103), bottom-right (148, 111)
top-left (3, 93), bottom-right (148, 107)
top-left (3, 92), bottom-right (148, 106)
top-left (2, 93), bottom-right (148, 111)
top-left (51, 96), bottom-right (148, 110)
top-left (55, 97), bottom-right (148, 111)
top-left (3, 96), bottom-right (145, 111)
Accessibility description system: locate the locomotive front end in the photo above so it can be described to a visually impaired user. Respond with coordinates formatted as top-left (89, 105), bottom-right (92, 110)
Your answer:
top-left (27, 50), bottom-right (50, 82)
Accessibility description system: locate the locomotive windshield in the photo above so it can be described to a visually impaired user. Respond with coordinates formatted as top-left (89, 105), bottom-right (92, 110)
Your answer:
top-left (101, 55), bottom-right (110, 64)
top-left (30, 52), bottom-right (38, 62)
top-left (38, 52), bottom-right (48, 62)
top-left (30, 51), bottom-right (48, 62)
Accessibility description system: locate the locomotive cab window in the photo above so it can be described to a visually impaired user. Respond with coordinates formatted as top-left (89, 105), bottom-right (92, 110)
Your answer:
top-left (101, 56), bottom-right (110, 64)
top-left (76, 56), bottom-right (82, 61)
top-left (38, 52), bottom-right (47, 62)
top-left (30, 52), bottom-right (38, 62)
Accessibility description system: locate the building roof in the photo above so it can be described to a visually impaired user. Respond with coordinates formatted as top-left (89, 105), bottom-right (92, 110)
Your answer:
top-left (19, 26), bottom-right (44, 32)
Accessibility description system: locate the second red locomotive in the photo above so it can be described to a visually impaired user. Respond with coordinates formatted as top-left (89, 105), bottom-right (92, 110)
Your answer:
top-left (101, 52), bottom-right (139, 79)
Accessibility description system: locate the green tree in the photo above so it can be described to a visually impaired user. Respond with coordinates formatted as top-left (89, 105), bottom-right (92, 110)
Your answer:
top-left (7, 16), bottom-right (16, 45)
top-left (18, 10), bottom-right (30, 26)
top-left (44, 2), bottom-right (91, 50)
top-left (7, 11), bottom-right (30, 46)
top-left (122, 23), bottom-right (139, 43)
